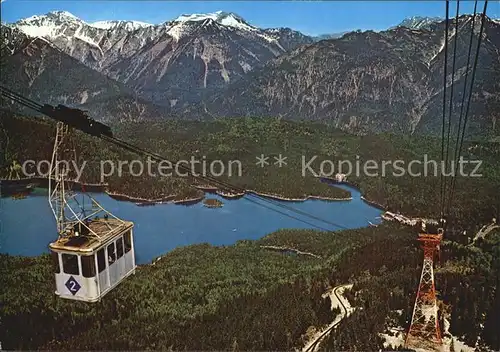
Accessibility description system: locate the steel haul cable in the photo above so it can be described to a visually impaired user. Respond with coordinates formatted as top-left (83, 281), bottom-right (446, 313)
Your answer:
top-left (442, 0), bottom-right (462, 216)
top-left (445, 0), bottom-right (489, 221)
top-left (446, 1), bottom-right (478, 217)
top-left (440, 0), bottom-right (451, 219)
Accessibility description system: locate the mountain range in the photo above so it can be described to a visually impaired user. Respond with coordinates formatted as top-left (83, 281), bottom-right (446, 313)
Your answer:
top-left (0, 25), bottom-right (170, 122)
top-left (3, 11), bottom-right (312, 107)
top-left (206, 15), bottom-right (500, 136)
top-left (1, 11), bottom-right (499, 136)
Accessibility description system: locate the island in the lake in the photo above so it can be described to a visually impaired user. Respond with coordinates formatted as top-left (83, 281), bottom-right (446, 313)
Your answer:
top-left (203, 198), bottom-right (224, 208)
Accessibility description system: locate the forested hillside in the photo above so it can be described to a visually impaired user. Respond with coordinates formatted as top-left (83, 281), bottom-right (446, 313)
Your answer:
top-left (2, 113), bottom-right (499, 232)
top-left (1, 225), bottom-right (498, 350)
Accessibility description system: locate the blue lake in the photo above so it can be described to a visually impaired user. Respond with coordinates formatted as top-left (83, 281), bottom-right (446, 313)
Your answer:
top-left (0, 184), bottom-right (382, 264)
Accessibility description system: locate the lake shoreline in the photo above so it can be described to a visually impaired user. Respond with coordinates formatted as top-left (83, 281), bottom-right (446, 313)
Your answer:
top-left (2, 179), bottom-right (384, 265)
top-left (195, 184), bottom-right (353, 202)
top-left (1, 177), bottom-right (108, 195)
top-left (106, 191), bottom-right (176, 204)
top-left (318, 177), bottom-right (388, 211)
top-left (360, 196), bottom-right (386, 211)
top-left (2, 177), bottom-right (378, 207)
top-left (247, 190), bottom-right (352, 202)
top-left (106, 191), bottom-right (206, 206)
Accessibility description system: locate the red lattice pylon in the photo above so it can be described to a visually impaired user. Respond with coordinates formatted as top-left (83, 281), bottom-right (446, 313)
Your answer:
top-left (405, 233), bottom-right (443, 350)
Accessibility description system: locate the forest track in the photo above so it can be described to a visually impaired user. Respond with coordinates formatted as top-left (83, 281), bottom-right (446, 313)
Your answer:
top-left (260, 245), bottom-right (322, 258)
top-left (302, 284), bottom-right (353, 352)
top-left (472, 222), bottom-right (499, 244)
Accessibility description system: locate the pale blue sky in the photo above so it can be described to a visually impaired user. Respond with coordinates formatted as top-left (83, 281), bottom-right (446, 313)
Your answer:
top-left (1, 1), bottom-right (498, 36)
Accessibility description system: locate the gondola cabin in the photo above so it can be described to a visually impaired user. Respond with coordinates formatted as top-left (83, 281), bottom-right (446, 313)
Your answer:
top-left (49, 218), bottom-right (136, 302)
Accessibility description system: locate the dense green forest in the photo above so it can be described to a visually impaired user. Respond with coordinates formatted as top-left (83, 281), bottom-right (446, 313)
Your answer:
top-left (1, 224), bottom-right (499, 350)
top-left (0, 225), bottom-right (390, 350)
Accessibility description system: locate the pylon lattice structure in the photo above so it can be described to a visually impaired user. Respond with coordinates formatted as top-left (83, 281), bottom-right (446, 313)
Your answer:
top-left (405, 233), bottom-right (443, 351)
top-left (48, 122), bottom-right (114, 239)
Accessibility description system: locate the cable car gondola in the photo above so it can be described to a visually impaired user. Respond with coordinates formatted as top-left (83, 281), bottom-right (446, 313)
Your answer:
top-left (47, 121), bottom-right (136, 302)
top-left (49, 216), bottom-right (136, 302)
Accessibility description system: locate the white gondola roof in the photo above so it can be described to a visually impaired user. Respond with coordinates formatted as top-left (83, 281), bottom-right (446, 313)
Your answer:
top-left (49, 219), bottom-right (133, 253)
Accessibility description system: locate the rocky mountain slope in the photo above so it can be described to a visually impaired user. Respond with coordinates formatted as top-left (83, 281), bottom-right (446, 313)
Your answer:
top-left (205, 15), bottom-right (500, 136)
top-left (313, 32), bottom-right (348, 41)
top-left (6, 11), bottom-right (313, 108)
top-left (392, 16), bottom-right (443, 30)
top-left (0, 26), bottom-right (169, 122)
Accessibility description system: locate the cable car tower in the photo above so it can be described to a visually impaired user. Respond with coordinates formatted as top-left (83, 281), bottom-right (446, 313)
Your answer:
top-left (48, 121), bottom-right (136, 302)
top-left (405, 229), bottom-right (443, 351)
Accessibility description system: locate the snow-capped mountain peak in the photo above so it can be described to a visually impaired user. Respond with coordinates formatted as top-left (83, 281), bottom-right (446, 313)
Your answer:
top-left (12, 10), bottom-right (85, 39)
top-left (89, 20), bottom-right (153, 31)
top-left (173, 11), bottom-right (255, 31)
top-left (18, 10), bottom-right (82, 25)
top-left (394, 16), bottom-right (443, 30)
top-left (49, 11), bottom-right (80, 20)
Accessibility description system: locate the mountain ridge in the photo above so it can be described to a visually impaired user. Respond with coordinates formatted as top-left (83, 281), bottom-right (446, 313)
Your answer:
top-left (0, 26), bottom-right (170, 122)
top-left (5, 10), bottom-right (313, 107)
top-left (392, 16), bottom-right (443, 30)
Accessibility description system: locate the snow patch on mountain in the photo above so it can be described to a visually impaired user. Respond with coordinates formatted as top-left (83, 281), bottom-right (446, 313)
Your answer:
top-left (9, 9), bottom-right (286, 44)
top-left (164, 11), bottom-right (280, 43)
top-left (74, 25), bottom-right (103, 54)
top-left (219, 14), bottom-right (254, 31)
top-left (394, 16), bottom-right (442, 30)
top-left (90, 20), bottom-right (152, 31)
top-left (165, 23), bottom-right (191, 41)
top-left (18, 11), bottom-right (82, 25)
top-left (174, 10), bottom-right (256, 32)
top-left (13, 22), bottom-right (60, 38)
top-left (174, 12), bottom-right (220, 22)
top-left (12, 10), bottom-right (83, 39)
top-left (53, 11), bottom-right (79, 20)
